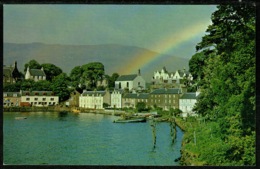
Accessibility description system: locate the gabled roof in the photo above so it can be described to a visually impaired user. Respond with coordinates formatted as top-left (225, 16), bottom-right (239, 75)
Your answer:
top-left (116, 74), bottom-right (137, 81)
top-left (180, 93), bottom-right (198, 99)
top-left (21, 91), bottom-right (55, 96)
top-left (150, 88), bottom-right (181, 94)
top-left (29, 69), bottom-right (46, 76)
top-left (81, 91), bottom-right (106, 96)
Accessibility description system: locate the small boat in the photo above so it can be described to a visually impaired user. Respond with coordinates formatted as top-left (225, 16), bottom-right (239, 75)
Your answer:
top-left (15, 117), bottom-right (27, 120)
top-left (113, 118), bottom-right (146, 123)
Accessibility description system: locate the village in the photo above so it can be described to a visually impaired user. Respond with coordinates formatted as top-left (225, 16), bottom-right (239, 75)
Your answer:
top-left (3, 61), bottom-right (200, 118)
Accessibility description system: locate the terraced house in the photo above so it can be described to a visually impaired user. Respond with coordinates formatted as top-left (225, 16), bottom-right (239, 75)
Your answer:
top-left (122, 93), bottom-right (149, 108)
top-left (179, 91), bottom-right (200, 117)
top-left (79, 90), bottom-right (110, 109)
top-left (20, 90), bottom-right (59, 106)
top-left (149, 88), bottom-right (183, 110)
top-left (3, 92), bottom-right (21, 107)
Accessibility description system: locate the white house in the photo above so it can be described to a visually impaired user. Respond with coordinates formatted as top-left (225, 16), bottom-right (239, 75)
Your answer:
top-left (25, 67), bottom-right (46, 81)
top-left (152, 67), bottom-right (193, 86)
top-left (179, 91), bottom-right (200, 117)
top-left (115, 69), bottom-right (146, 91)
top-left (79, 90), bottom-right (110, 109)
top-left (111, 89), bottom-right (123, 108)
top-left (20, 90), bottom-right (59, 106)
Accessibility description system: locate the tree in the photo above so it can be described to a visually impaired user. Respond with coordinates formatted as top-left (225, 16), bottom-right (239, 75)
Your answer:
top-left (41, 63), bottom-right (63, 81)
top-left (109, 73), bottom-right (120, 88)
top-left (69, 66), bottom-right (84, 88)
top-left (51, 73), bottom-right (71, 102)
top-left (192, 4), bottom-right (255, 165)
top-left (31, 80), bottom-right (52, 91)
top-left (136, 102), bottom-right (147, 112)
top-left (81, 62), bottom-right (105, 89)
top-left (24, 60), bottom-right (41, 73)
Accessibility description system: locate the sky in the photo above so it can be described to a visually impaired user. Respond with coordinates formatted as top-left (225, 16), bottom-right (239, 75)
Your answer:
top-left (4, 5), bottom-right (217, 59)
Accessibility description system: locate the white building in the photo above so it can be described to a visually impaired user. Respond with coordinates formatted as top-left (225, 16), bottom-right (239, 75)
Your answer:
top-left (111, 89), bottom-right (123, 108)
top-left (152, 67), bottom-right (193, 85)
top-left (20, 90), bottom-right (59, 106)
top-left (25, 67), bottom-right (46, 81)
top-left (115, 69), bottom-right (146, 91)
top-left (79, 90), bottom-right (110, 109)
top-left (179, 91), bottom-right (200, 117)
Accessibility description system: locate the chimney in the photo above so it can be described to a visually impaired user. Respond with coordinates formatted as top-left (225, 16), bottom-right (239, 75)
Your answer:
top-left (138, 69), bottom-right (141, 76)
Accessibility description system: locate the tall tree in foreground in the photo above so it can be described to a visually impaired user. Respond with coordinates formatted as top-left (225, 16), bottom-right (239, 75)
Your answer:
top-left (192, 4), bottom-right (255, 165)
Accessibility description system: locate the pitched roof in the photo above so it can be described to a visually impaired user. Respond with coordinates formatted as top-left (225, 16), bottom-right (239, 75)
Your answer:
top-left (3, 92), bottom-right (21, 97)
top-left (123, 93), bottom-right (149, 99)
top-left (29, 69), bottom-right (46, 76)
top-left (21, 91), bottom-right (55, 96)
top-left (150, 88), bottom-right (181, 94)
top-left (81, 91), bottom-right (106, 96)
top-left (116, 74), bottom-right (137, 81)
top-left (180, 93), bottom-right (198, 99)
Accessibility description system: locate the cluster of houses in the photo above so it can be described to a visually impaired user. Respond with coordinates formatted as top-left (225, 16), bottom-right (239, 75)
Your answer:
top-left (3, 61), bottom-right (199, 117)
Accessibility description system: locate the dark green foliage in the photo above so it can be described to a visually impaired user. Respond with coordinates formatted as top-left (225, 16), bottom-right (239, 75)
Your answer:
top-left (108, 73), bottom-right (120, 89)
top-left (82, 62), bottom-right (105, 89)
top-left (51, 73), bottom-right (71, 102)
top-left (103, 103), bottom-right (110, 109)
top-left (70, 66), bottom-right (84, 88)
top-left (41, 63), bottom-right (63, 81)
top-left (136, 102), bottom-right (147, 112)
top-left (189, 4), bottom-right (256, 165)
top-left (24, 59), bottom-right (41, 73)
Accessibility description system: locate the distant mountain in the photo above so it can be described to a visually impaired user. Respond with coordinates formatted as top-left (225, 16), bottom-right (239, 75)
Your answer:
top-left (4, 42), bottom-right (190, 82)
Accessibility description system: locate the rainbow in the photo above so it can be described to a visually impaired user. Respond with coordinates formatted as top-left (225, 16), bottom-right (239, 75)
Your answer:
top-left (118, 20), bottom-right (211, 75)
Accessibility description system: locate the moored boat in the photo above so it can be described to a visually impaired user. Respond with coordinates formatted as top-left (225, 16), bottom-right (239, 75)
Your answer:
top-left (15, 117), bottom-right (27, 120)
top-left (113, 118), bottom-right (146, 123)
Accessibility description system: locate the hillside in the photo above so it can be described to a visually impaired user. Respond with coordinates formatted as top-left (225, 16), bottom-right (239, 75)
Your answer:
top-left (4, 42), bottom-right (190, 82)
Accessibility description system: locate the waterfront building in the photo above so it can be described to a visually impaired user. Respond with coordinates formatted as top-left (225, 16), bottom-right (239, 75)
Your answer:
top-left (149, 88), bottom-right (182, 110)
top-left (67, 90), bottom-right (81, 107)
top-left (25, 66), bottom-right (46, 81)
top-left (179, 91), bottom-right (200, 117)
top-left (111, 89), bottom-right (123, 108)
top-left (3, 61), bottom-right (21, 85)
top-left (79, 89), bottom-right (110, 109)
top-left (20, 90), bottom-right (59, 106)
top-left (122, 93), bottom-right (149, 108)
top-left (3, 92), bottom-right (21, 107)
top-left (115, 69), bottom-right (146, 91)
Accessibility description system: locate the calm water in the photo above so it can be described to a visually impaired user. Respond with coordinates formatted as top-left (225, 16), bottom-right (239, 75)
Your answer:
top-left (3, 111), bottom-right (183, 165)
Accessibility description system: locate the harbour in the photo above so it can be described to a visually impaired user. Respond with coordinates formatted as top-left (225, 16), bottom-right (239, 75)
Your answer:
top-left (3, 111), bottom-right (183, 165)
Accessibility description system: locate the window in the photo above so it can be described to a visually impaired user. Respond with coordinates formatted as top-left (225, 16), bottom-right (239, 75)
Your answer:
top-left (26, 98), bottom-right (30, 101)
top-left (126, 82), bottom-right (129, 88)
top-left (34, 98), bottom-right (38, 101)
top-left (51, 98), bottom-right (54, 101)
top-left (42, 98), bottom-right (46, 101)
